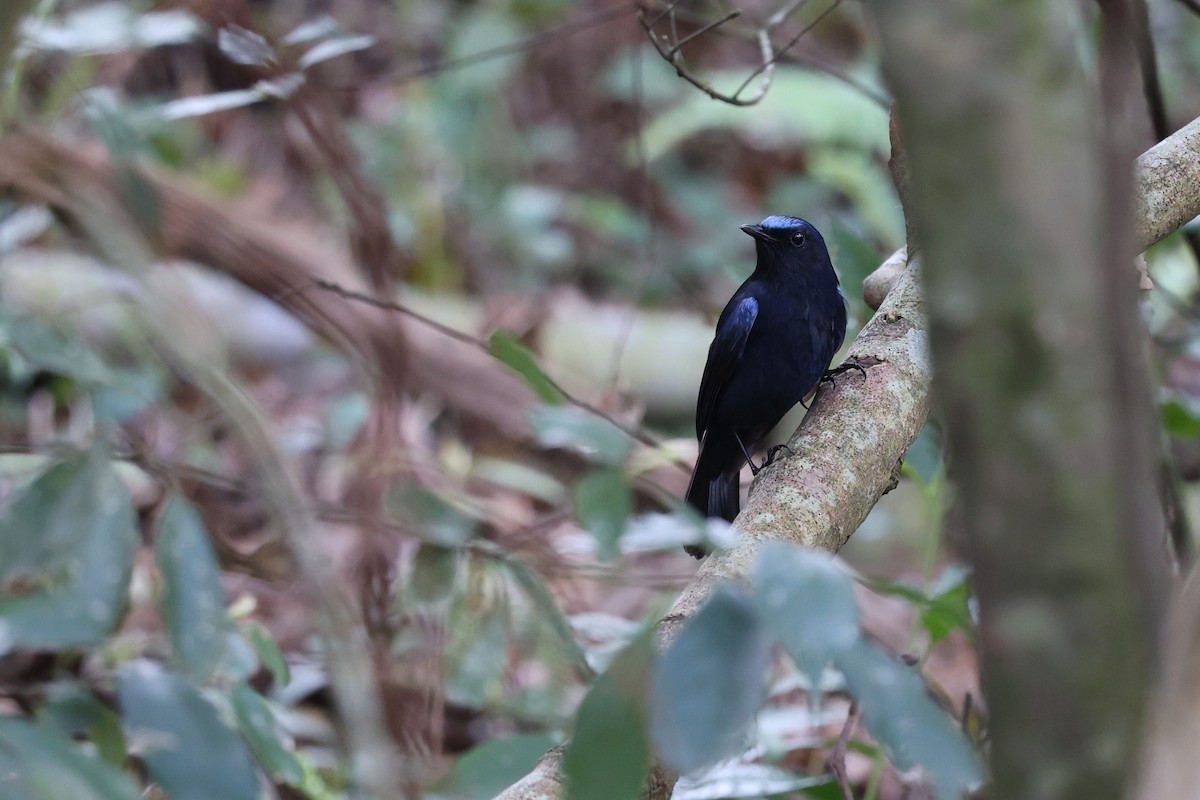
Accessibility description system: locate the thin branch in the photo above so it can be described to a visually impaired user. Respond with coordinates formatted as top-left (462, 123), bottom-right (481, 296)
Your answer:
top-left (827, 704), bottom-right (862, 800)
top-left (665, 9), bottom-right (741, 58)
top-left (639, 4), bottom-right (772, 106)
top-left (732, 0), bottom-right (844, 100)
top-left (642, 0), bottom-right (889, 108)
top-left (307, 277), bottom-right (681, 460)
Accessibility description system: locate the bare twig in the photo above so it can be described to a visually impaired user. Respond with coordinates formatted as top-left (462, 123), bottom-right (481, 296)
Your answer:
top-left (731, 0), bottom-right (844, 100)
top-left (639, 4), bottom-right (772, 106)
top-left (639, 0), bottom-right (845, 106)
top-left (828, 704), bottom-right (862, 800)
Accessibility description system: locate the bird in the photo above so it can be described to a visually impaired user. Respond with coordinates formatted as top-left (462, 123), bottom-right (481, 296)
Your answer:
top-left (684, 215), bottom-right (848, 557)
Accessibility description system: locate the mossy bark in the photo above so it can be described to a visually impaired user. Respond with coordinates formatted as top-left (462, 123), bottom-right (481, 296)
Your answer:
top-left (873, 1), bottom-right (1167, 798)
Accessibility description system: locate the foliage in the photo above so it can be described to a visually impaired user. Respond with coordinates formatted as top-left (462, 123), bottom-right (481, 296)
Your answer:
top-left (564, 544), bottom-right (983, 799)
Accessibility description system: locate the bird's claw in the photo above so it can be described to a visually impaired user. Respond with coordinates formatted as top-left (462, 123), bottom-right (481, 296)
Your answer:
top-left (765, 444), bottom-right (793, 466)
top-left (821, 357), bottom-right (867, 384)
top-left (747, 444), bottom-right (793, 476)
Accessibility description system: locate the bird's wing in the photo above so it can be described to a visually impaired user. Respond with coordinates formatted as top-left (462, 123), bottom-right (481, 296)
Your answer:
top-left (695, 294), bottom-right (758, 440)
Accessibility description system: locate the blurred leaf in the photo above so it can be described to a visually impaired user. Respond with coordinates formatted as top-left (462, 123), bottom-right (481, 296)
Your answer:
top-left (2, 314), bottom-right (109, 385)
top-left (470, 457), bottom-right (567, 505)
top-left (529, 405), bottom-right (632, 465)
top-left (21, 4), bottom-right (201, 54)
top-left (489, 330), bottom-right (563, 404)
top-left (411, 544), bottom-right (458, 603)
top-left (0, 449), bottom-right (137, 654)
top-left (0, 717), bottom-right (141, 800)
top-left (921, 568), bottom-right (973, 644)
top-left (231, 682), bottom-right (304, 786)
top-left (673, 761), bottom-right (829, 800)
top-left (240, 620), bottom-right (290, 688)
top-left (391, 486), bottom-right (477, 545)
top-left (117, 662), bottom-right (260, 800)
top-left (155, 496), bottom-right (235, 683)
top-left (838, 641), bottom-right (982, 799)
top-left (903, 423), bottom-right (944, 485)
top-left (445, 608), bottom-right (508, 707)
top-left (297, 34), bottom-right (374, 69)
top-left (503, 552), bottom-right (594, 679)
top-left (282, 16), bottom-right (339, 45)
top-left (570, 612), bottom-right (641, 673)
top-left (37, 683), bottom-right (127, 766)
top-left (217, 25), bottom-right (273, 66)
top-left (650, 587), bottom-right (771, 774)
top-left (801, 780), bottom-right (850, 800)
top-left (324, 391), bottom-right (370, 449)
top-left (871, 567), bottom-right (974, 646)
top-left (564, 634), bottom-right (653, 800)
top-left (618, 512), bottom-right (704, 553)
top-left (158, 75), bottom-right (304, 121)
top-left (90, 366), bottom-right (167, 424)
top-left (1163, 399), bottom-right (1200, 438)
top-left (574, 467), bottom-right (630, 561)
top-left (437, 732), bottom-right (560, 799)
top-left (752, 544), bottom-right (860, 686)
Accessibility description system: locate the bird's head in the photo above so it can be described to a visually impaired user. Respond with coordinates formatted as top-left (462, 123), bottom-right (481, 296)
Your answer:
top-left (740, 215), bottom-right (825, 253)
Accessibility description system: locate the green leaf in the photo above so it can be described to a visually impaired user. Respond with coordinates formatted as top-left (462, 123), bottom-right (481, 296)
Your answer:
top-left (838, 640), bottom-right (982, 799)
top-left (240, 620), bottom-right (290, 688)
top-left (117, 662), bottom-right (260, 800)
top-left (574, 467), bottom-right (631, 561)
top-left (155, 496), bottom-right (236, 683)
top-left (437, 732), bottom-right (560, 799)
top-left (489, 330), bottom-right (563, 404)
top-left (921, 569), bottom-right (973, 644)
top-left (2, 315), bottom-right (110, 386)
top-left (37, 683), bottom-right (128, 767)
top-left (564, 634), bottom-right (653, 800)
top-left (529, 405), bottom-right (632, 465)
top-left (753, 543), bottom-right (860, 685)
top-left (1163, 399), bottom-right (1200, 438)
top-left (0, 450), bottom-right (138, 653)
top-left (650, 587), bottom-right (772, 774)
top-left (390, 486), bottom-right (477, 545)
top-left (230, 682), bottom-right (304, 786)
top-left (0, 717), bottom-right (141, 800)
top-left (411, 543), bottom-right (458, 602)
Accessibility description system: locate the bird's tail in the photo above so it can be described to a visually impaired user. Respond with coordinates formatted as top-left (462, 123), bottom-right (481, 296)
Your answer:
top-left (684, 434), bottom-right (741, 557)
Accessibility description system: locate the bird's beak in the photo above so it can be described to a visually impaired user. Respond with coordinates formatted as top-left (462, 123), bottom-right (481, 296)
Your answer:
top-left (740, 223), bottom-right (772, 242)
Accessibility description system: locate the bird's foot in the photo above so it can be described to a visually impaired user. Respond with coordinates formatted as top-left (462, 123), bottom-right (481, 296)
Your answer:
top-left (821, 357), bottom-right (867, 384)
top-left (745, 444), bottom-right (793, 476)
top-left (764, 444), bottom-right (794, 467)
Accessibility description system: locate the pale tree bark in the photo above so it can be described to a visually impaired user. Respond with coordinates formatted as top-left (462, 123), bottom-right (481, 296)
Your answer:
top-left (872, 1), bottom-right (1170, 798)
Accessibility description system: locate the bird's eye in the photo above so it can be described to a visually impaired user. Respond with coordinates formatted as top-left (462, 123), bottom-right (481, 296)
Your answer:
top-left (790, 232), bottom-right (806, 246)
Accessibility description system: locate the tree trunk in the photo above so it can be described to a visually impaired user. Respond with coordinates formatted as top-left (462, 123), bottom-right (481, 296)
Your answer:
top-left (872, 1), bottom-right (1168, 797)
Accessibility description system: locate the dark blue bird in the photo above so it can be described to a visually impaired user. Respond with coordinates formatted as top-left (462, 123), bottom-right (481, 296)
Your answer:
top-left (684, 216), bottom-right (847, 554)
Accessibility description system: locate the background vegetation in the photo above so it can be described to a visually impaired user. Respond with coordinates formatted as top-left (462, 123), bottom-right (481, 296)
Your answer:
top-left (2, 1), bottom-right (1200, 798)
